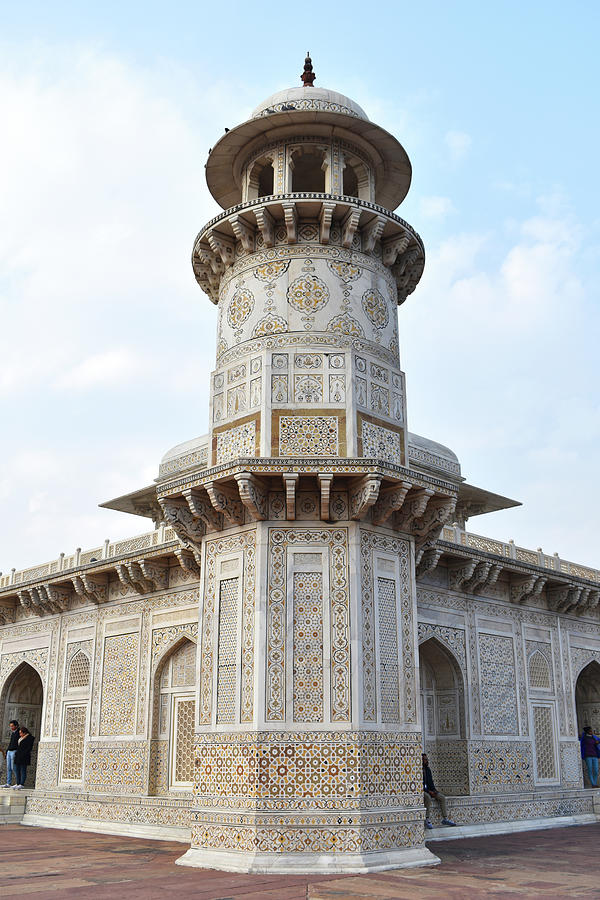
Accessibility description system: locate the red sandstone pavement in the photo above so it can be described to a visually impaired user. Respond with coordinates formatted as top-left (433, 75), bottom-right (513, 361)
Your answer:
top-left (0, 824), bottom-right (599, 899)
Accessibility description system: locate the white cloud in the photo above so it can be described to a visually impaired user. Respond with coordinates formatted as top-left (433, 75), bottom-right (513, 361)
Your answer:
top-left (444, 129), bottom-right (472, 161)
top-left (419, 195), bottom-right (455, 219)
top-left (402, 196), bottom-right (599, 565)
top-left (54, 348), bottom-right (144, 391)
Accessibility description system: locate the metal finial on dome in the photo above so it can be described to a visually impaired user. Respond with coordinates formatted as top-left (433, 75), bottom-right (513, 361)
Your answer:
top-left (301, 52), bottom-right (316, 87)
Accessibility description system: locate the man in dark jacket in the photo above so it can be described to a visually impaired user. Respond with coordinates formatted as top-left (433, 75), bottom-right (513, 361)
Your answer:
top-left (13, 727), bottom-right (34, 789)
top-left (423, 752), bottom-right (457, 829)
top-left (1, 720), bottom-right (20, 788)
top-left (580, 725), bottom-right (600, 787)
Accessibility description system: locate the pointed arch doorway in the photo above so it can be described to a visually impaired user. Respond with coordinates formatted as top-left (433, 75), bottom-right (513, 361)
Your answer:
top-left (150, 638), bottom-right (197, 795)
top-left (418, 637), bottom-right (469, 798)
top-left (1, 663), bottom-right (43, 788)
top-left (575, 660), bottom-right (600, 786)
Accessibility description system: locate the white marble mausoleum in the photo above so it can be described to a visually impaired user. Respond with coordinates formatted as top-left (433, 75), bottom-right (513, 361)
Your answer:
top-left (1, 58), bottom-right (599, 873)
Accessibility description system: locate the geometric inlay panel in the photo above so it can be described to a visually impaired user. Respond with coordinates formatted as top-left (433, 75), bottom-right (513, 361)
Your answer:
top-left (279, 416), bottom-right (338, 456)
top-left (217, 577), bottom-right (238, 725)
top-left (173, 696), bottom-right (196, 785)
top-left (99, 633), bottom-right (139, 736)
top-left (479, 633), bottom-right (519, 735)
top-left (377, 577), bottom-right (400, 722)
top-left (293, 571), bottom-right (323, 722)
top-left (266, 529), bottom-right (350, 724)
top-left (533, 705), bottom-right (557, 781)
top-left (216, 422), bottom-right (256, 464)
top-left (361, 420), bottom-right (401, 463)
top-left (61, 705), bottom-right (86, 781)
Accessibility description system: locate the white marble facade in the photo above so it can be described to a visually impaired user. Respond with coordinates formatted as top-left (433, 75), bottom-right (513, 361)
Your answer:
top-left (1, 63), bottom-right (599, 873)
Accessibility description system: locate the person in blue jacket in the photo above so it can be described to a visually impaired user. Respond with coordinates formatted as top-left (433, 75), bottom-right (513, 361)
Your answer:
top-left (580, 725), bottom-right (600, 787)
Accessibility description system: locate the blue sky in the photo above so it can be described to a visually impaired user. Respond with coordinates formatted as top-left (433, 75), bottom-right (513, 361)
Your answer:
top-left (1, 1), bottom-right (598, 571)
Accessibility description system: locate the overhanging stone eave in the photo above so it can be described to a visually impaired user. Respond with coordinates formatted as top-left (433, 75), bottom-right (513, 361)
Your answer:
top-left (456, 482), bottom-right (522, 519)
top-left (156, 456), bottom-right (460, 499)
top-left (99, 484), bottom-right (159, 519)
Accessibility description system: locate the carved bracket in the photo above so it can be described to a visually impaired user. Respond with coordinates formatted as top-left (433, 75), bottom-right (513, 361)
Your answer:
top-left (395, 488), bottom-right (435, 532)
top-left (282, 473), bottom-right (298, 521)
top-left (139, 559), bottom-right (169, 591)
top-left (474, 563), bottom-right (503, 595)
top-left (361, 215), bottom-right (386, 253)
top-left (448, 559), bottom-right (477, 592)
top-left (235, 472), bottom-right (268, 521)
top-left (371, 480), bottom-right (412, 526)
top-left (350, 474), bottom-right (382, 520)
top-left (175, 548), bottom-right (201, 578)
top-left (416, 547), bottom-right (443, 579)
top-left (319, 202), bottom-right (336, 244)
top-left (183, 489), bottom-right (222, 533)
top-left (511, 574), bottom-right (547, 605)
top-left (255, 206), bottom-right (275, 247)
top-left (383, 233), bottom-right (410, 268)
top-left (547, 583), bottom-right (582, 614)
top-left (341, 207), bottom-right (361, 249)
top-left (230, 215), bottom-right (255, 253)
top-left (207, 230), bottom-right (235, 267)
top-left (41, 584), bottom-right (71, 613)
top-left (158, 497), bottom-right (205, 550)
top-left (71, 573), bottom-right (107, 605)
top-left (282, 202), bottom-right (298, 243)
top-left (318, 472), bottom-right (334, 521)
top-left (205, 481), bottom-right (245, 526)
top-left (413, 496), bottom-right (457, 540)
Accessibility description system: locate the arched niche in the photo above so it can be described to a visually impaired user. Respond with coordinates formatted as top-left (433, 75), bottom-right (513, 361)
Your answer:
top-left (342, 153), bottom-right (371, 200)
top-left (527, 649), bottom-right (552, 690)
top-left (575, 660), bottom-right (600, 787)
top-left (247, 155), bottom-right (274, 201)
top-left (66, 650), bottom-right (91, 690)
top-left (418, 637), bottom-right (468, 796)
top-left (0, 662), bottom-right (43, 788)
top-left (149, 637), bottom-right (197, 795)
top-left (290, 145), bottom-right (328, 193)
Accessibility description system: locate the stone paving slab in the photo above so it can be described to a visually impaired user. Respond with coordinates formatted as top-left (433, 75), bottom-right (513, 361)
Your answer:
top-left (0, 823), bottom-right (599, 898)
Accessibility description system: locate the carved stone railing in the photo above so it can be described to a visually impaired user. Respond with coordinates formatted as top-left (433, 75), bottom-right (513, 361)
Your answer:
top-left (440, 525), bottom-right (600, 585)
top-left (0, 526), bottom-right (177, 590)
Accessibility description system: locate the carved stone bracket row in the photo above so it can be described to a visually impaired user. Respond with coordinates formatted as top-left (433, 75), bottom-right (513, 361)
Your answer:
top-left (192, 195), bottom-right (425, 304)
top-left (8, 547), bottom-right (198, 620)
top-left (158, 472), bottom-right (457, 557)
top-left (421, 545), bottom-right (600, 614)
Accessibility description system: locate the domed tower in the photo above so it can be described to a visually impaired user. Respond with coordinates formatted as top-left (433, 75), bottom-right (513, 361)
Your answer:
top-left (167, 58), bottom-right (461, 873)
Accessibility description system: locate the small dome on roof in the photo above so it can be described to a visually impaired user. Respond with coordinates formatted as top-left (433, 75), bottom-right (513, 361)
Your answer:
top-left (408, 432), bottom-right (459, 465)
top-left (160, 434), bottom-right (208, 465)
top-left (252, 86), bottom-right (369, 121)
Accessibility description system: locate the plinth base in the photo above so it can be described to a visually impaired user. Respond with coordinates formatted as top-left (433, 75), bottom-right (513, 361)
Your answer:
top-left (175, 845), bottom-right (440, 874)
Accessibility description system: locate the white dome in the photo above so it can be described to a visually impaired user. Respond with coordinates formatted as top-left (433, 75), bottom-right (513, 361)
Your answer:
top-left (252, 86), bottom-right (368, 121)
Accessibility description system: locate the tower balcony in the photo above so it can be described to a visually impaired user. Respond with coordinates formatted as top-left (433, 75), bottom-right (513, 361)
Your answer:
top-left (192, 192), bottom-right (425, 306)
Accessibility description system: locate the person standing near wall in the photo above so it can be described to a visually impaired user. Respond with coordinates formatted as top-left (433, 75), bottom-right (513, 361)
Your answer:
top-left (13, 726), bottom-right (34, 790)
top-left (1, 721), bottom-right (20, 789)
top-left (422, 753), bottom-right (457, 829)
top-left (580, 725), bottom-right (600, 787)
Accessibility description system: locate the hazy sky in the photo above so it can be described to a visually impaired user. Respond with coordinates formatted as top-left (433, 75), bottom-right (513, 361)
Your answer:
top-left (1, 1), bottom-right (598, 572)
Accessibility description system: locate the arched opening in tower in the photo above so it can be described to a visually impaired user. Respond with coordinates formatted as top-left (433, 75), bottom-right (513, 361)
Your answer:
top-left (291, 150), bottom-right (326, 193)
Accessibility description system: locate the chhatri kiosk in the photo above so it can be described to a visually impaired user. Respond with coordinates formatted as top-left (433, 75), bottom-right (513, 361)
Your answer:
top-left (1, 58), bottom-right (599, 874)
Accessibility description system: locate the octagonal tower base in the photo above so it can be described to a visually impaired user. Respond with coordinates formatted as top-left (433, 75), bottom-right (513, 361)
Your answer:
top-left (176, 845), bottom-right (439, 874)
